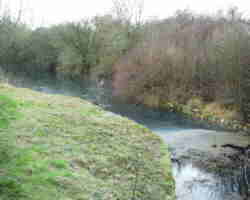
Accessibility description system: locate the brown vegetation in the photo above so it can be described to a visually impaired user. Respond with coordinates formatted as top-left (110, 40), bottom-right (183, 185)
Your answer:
top-left (113, 9), bottom-right (250, 123)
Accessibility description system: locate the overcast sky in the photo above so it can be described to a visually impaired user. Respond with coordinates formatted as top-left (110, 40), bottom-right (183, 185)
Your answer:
top-left (3, 0), bottom-right (250, 27)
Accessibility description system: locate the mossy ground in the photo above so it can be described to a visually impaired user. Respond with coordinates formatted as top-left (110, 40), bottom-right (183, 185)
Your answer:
top-left (0, 84), bottom-right (175, 200)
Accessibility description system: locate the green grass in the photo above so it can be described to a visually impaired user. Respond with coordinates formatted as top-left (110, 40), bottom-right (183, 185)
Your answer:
top-left (0, 94), bottom-right (22, 200)
top-left (0, 95), bottom-right (20, 129)
top-left (0, 84), bottom-right (175, 200)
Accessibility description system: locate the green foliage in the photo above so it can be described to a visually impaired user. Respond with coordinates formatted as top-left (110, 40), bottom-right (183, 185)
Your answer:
top-left (25, 28), bottom-right (58, 74)
top-left (54, 21), bottom-right (99, 77)
top-left (0, 21), bottom-right (29, 66)
top-left (0, 6), bottom-right (143, 80)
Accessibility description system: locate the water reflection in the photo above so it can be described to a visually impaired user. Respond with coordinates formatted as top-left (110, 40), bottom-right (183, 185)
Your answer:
top-left (172, 162), bottom-right (242, 200)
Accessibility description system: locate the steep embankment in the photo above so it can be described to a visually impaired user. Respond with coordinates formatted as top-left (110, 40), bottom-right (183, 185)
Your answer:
top-left (0, 84), bottom-right (175, 200)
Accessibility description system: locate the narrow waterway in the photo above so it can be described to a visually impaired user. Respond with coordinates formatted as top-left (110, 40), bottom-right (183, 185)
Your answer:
top-left (149, 126), bottom-right (247, 200)
top-left (7, 77), bottom-right (250, 200)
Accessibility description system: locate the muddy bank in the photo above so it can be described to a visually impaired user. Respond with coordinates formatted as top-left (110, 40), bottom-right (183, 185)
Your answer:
top-left (159, 129), bottom-right (249, 170)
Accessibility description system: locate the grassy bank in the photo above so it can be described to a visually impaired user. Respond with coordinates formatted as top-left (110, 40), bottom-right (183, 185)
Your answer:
top-left (0, 84), bottom-right (175, 200)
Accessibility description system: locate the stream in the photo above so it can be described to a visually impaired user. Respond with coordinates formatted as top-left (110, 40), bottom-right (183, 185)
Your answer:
top-left (7, 77), bottom-right (250, 200)
top-left (148, 126), bottom-right (247, 200)
top-left (108, 102), bottom-right (249, 200)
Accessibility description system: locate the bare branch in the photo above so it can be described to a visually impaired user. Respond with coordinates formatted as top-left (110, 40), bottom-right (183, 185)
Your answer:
top-left (112, 0), bottom-right (144, 25)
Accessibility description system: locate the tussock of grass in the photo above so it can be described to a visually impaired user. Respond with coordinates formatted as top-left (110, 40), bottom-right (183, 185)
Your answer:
top-left (0, 84), bottom-right (175, 200)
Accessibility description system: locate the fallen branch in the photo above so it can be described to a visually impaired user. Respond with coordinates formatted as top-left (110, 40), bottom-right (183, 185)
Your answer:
top-left (221, 144), bottom-right (250, 154)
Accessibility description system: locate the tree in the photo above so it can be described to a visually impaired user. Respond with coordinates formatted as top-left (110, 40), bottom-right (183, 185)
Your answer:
top-left (111, 0), bottom-right (145, 50)
top-left (112, 0), bottom-right (144, 26)
top-left (54, 21), bottom-right (99, 78)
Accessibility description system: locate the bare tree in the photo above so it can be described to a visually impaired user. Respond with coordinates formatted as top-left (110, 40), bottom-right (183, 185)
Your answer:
top-left (112, 0), bottom-right (144, 26)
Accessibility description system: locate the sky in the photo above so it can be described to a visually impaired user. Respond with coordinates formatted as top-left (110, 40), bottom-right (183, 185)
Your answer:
top-left (2, 0), bottom-right (250, 27)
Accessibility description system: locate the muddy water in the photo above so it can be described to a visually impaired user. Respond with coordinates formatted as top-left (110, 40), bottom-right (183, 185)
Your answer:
top-left (151, 127), bottom-right (248, 200)
top-left (172, 162), bottom-right (244, 200)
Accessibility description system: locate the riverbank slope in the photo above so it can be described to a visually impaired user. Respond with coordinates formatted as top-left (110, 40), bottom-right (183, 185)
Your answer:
top-left (141, 95), bottom-right (250, 134)
top-left (0, 84), bottom-right (175, 200)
